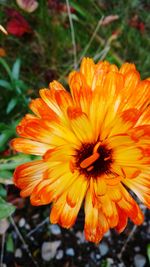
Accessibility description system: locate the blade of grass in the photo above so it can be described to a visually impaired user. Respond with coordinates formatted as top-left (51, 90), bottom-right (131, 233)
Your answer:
top-left (0, 58), bottom-right (12, 80)
top-left (66, 0), bottom-right (77, 69)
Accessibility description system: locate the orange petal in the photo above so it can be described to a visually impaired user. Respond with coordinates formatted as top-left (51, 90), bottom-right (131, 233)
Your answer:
top-left (50, 193), bottom-right (66, 224)
top-left (115, 206), bottom-right (128, 233)
top-left (67, 107), bottom-right (94, 142)
top-left (100, 194), bottom-right (115, 219)
top-left (13, 160), bottom-right (48, 197)
top-left (123, 174), bottom-right (150, 208)
top-left (107, 186), bottom-right (122, 202)
top-left (133, 80), bottom-right (150, 111)
top-left (40, 81), bottom-right (73, 116)
top-left (11, 138), bottom-right (52, 155)
top-left (120, 166), bottom-right (141, 179)
top-left (120, 70), bottom-right (140, 109)
top-left (136, 105), bottom-right (150, 125)
top-left (66, 175), bottom-right (88, 207)
top-left (69, 71), bottom-right (92, 114)
top-left (84, 189), bottom-right (104, 243)
top-left (121, 108), bottom-right (141, 127)
top-left (130, 125), bottom-right (150, 142)
top-left (80, 57), bottom-right (95, 88)
top-left (118, 185), bottom-right (144, 225)
top-left (50, 180), bottom-right (86, 228)
top-left (96, 177), bottom-right (107, 196)
top-left (107, 201), bottom-right (119, 228)
top-left (16, 114), bottom-right (52, 144)
top-left (119, 62), bottom-right (136, 74)
top-left (37, 172), bottom-right (78, 205)
top-left (29, 98), bottom-right (58, 121)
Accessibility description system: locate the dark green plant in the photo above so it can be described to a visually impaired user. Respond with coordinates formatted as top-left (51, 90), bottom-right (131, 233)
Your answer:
top-left (0, 57), bottom-right (29, 120)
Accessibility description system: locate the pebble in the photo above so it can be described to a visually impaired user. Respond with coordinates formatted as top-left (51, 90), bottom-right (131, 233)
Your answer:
top-left (107, 258), bottom-right (114, 265)
top-left (134, 254), bottom-right (146, 267)
top-left (49, 224), bottom-right (61, 235)
top-left (15, 248), bottom-right (22, 258)
top-left (104, 230), bottom-right (111, 237)
top-left (99, 241), bottom-right (109, 256)
top-left (96, 254), bottom-right (101, 260)
top-left (66, 248), bottom-right (75, 256)
top-left (0, 219), bottom-right (9, 234)
top-left (76, 231), bottom-right (85, 244)
top-left (41, 241), bottom-right (61, 261)
top-left (56, 249), bottom-right (64, 260)
top-left (134, 246), bottom-right (140, 252)
top-left (90, 252), bottom-right (95, 261)
top-left (18, 218), bottom-right (25, 228)
top-left (118, 263), bottom-right (124, 267)
top-left (25, 223), bottom-right (30, 230)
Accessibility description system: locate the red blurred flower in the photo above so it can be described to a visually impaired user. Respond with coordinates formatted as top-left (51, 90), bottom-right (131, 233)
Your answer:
top-left (129, 15), bottom-right (145, 33)
top-left (48, 0), bottom-right (75, 13)
top-left (6, 8), bottom-right (32, 37)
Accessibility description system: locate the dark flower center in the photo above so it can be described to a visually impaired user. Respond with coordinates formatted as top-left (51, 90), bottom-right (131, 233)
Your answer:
top-left (75, 142), bottom-right (113, 178)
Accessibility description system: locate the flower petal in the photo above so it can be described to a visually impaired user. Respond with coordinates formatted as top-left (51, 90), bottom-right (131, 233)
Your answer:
top-left (66, 175), bottom-right (88, 207)
top-left (123, 173), bottom-right (150, 208)
top-left (84, 189), bottom-right (105, 243)
top-left (67, 107), bottom-right (94, 142)
top-left (13, 160), bottom-right (48, 197)
top-left (29, 98), bottom-right (58, 121)
top-left (50, 180), bottom-right (87, 228)
top-left (115, 206), bottom-right (128, 233)
top-left (11, 138), bottom-right (52, 155)
top-left (40, 81), bottom-right (73, 117)
top-left (16, 114), bottom-right (52, 143)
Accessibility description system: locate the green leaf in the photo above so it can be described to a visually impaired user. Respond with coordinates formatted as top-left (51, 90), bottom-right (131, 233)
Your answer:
top-left (0, 123), bottom-right (10, 131)
top-left (14, 79), bottom-right (28, 92)
top-left (0, 197), bottom-right (15, 220)
top-left (70, 1), bottom-right (92, 19)
top-left (0, 154), bottom-right (32, 170)
top-left (6, 234), bottom-right (14, 253)
top-left (0, 130), bottom-right (13, 152)
top-left (12, 59), bottom-right (21, 80)
top-left (0, 170), bottom-right (12, 180)
top-left (147, 244), bottom-right (150, 263)
top-left (0, 184), bottom-right (7, 198)
top-left (0, 58), bottom-right (12, 80)
top-left (101, 259), bottom-right (110, 267)
top-left (6, 98), bottom-right (17, 114)
top-left (0, 80), bottom-right (12, 90)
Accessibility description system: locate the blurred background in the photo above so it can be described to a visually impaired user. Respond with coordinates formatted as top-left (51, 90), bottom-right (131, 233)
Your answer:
top-left (0, 0), bottom-right (150, 266)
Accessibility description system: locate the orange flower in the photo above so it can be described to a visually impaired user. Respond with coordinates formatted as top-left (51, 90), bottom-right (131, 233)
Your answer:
top-left (11, 58), bottom-right (150, 243)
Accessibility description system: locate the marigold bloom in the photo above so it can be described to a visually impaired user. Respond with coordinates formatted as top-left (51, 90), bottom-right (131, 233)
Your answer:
top-left (12, 58), bottom-right (150, 243)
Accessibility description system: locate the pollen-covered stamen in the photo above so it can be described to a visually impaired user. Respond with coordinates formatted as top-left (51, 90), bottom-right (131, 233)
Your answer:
top-left (75, 142), bottom-right (113, 178)
top-left (80, 152), bottom-right (100, 169)
top-left (93, 141), bottom-right (101, 153)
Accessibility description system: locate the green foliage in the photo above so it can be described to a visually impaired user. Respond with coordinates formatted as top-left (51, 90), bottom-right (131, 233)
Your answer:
top-left (0, 58), bottom-right (29, 121)
top-left (100, 259), bottom-right (110, 267)
top-left (0, 154), bottom-right (32, 171)
top-left (0, 197), bottom-right (15, 220)
top-left (0, 121), bottom-right (18, 152)
top-left (6, 233), bottom-right (14, 253)
top-left (147, 244), bottom-right (150, 263)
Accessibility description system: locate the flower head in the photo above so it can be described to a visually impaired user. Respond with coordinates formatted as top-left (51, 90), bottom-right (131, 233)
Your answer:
top-left (12, 58), bottom-right (150, 243)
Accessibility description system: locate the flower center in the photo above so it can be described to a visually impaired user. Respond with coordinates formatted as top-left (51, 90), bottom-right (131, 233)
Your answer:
top-left (75, 142), bottom-right (113, 178)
